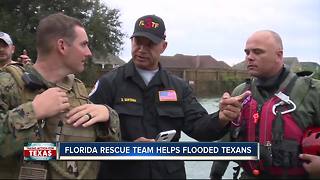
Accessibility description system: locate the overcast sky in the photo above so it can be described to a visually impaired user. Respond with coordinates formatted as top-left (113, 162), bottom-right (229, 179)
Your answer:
top-left (102, 0), bottom-right (320, 66)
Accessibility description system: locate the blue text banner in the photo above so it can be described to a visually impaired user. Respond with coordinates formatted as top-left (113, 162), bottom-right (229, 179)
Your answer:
top-left (57, 142), bottom-right (259, 160)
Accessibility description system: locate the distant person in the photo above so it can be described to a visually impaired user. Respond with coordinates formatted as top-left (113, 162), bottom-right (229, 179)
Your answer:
top-left (0, 32), bottom-right (32, 67)
top-left (89, 14), bottom-right (250, 179)
top-left (17, 49), bottom-right (32, 64)
top-left (0, 13), bottom-right (120, 179)
top-left (0, 32), bottom-right (16, 67)
top-left (210, 30), bottom-right (320, 179)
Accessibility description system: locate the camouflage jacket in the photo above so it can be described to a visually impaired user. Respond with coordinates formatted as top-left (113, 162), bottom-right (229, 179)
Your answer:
top-left (0, 64), bottom-right (121, 179)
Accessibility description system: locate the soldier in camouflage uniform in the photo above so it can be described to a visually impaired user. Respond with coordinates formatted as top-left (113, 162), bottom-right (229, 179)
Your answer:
top-left (0, 32), bottom-right (31, 67)
top-left (0, 13), bottom-right (121, 179)
top-left (0, 32), bottom-right (17, 67)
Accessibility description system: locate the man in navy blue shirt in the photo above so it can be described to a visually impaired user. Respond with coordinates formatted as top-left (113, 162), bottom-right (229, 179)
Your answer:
top-left (90, 14), bottom-right (250, 179)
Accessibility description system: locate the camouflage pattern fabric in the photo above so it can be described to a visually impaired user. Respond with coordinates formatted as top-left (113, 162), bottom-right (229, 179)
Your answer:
top-left (0, 64), bottom-right (121, 179)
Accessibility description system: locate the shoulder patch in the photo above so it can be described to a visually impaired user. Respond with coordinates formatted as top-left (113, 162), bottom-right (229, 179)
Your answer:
top-left (89, 80), bottom-right (99, 97)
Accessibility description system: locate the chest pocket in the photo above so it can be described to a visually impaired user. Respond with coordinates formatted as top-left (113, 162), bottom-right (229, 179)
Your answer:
top-left (113, 99), bottom-right (143, 141)
top-left (156, 103), bottom-right (184, 139)
top-left (156, 103), bottom-right (184, 118)
top-left (45, 80), bottom-right (95, 141)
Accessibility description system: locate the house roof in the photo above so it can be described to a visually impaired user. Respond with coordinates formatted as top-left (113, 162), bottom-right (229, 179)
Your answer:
top-left (232, 57), bottom-right (304, 70)
top-left (160, 54), bottom-right (231, 69)
top-left (92, 53), bottom-right (126, 65)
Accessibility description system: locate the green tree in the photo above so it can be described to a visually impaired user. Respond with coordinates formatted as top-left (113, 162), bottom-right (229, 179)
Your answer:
top-left (79, 0), bottom-right (125, 86)
top-left (86, 0), bottom-right (124, 56)
top-left (0, 0), bottom-right (125, 85)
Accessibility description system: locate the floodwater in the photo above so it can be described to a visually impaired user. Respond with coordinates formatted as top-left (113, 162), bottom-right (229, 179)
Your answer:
top-left (182, 98), bottom-right (238, 179)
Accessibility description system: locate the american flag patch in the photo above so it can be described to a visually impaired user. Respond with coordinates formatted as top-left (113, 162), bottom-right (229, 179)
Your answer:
top-left (159, 90), bottom-right (177, 102)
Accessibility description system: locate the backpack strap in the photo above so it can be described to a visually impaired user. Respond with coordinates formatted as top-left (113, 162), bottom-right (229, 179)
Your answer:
top-left (231, 78), bottom-right (251, 96)
top-left (2, 63), bottom-right (49, 104)
top-left (230, 79), bottom-right (251, 140)
top-left (1, 63), bottom-right (27, 102)
top-left (55, 74), bottom-right (88, 103)
top-left (2, 63), bottom-right (25, 88)
top-left (289, 75), bottom-right (315, 129)
top-left (73, 77), bottom-right (89, 102)
top-left (272, 75), bottom-right (298, 142)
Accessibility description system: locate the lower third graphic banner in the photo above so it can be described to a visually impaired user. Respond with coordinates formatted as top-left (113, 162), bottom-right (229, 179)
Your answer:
top-left (54, 142), bottom-right (259, 160)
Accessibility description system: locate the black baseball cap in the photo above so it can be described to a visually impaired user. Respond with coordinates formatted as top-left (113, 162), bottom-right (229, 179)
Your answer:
top-left (131, 15), bottom-right (166, 44)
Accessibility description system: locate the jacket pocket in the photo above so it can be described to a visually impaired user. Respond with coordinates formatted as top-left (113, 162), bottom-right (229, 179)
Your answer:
top-left (156, 103), bottom-right (184, 118)
top-left (114, 102), bottom-right (143, 141)
top-left (156, 104), bottom-right (184, 140)
top-left (114, 102), bottom-right (143, 117)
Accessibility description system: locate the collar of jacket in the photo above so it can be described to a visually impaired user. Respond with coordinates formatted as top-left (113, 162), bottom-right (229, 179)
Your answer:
top-left (251, 66), bottom-right (297, 100)
top-left (124, 60), bottom-right (171, 88)
top-left (27, 65), bottom-right (75, 91)
top-left (255, 65), bottom-right (290, 90)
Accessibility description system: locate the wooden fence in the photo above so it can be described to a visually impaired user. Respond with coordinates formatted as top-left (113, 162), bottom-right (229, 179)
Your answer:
top-left (99, 67), bottom-right (250, 98)
top-left (167, 68), bottom-right (249, 97)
